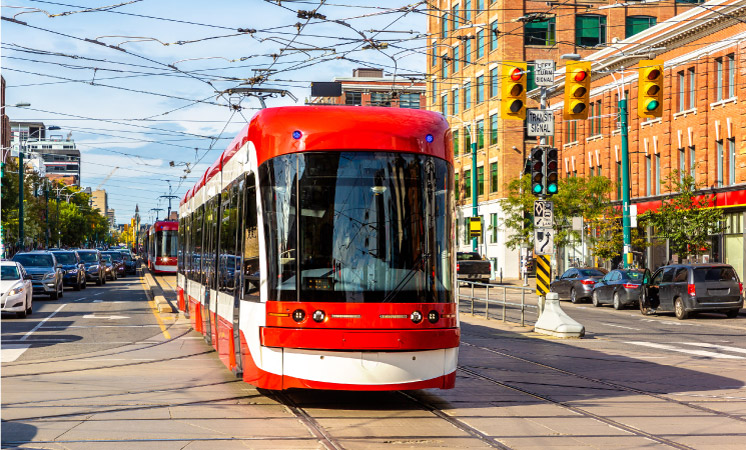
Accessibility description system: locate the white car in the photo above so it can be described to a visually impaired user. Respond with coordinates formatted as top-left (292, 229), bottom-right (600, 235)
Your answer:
top-left (1, 261), bottom-right (33, 318)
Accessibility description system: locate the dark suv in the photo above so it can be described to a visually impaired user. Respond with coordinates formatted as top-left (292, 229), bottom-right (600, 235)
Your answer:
top-left (77, 250), bottom-right (106, 286)
top-left (641, 264), bottom-right (743, 319)
top-left (51, 250), bottom-right (86, 291)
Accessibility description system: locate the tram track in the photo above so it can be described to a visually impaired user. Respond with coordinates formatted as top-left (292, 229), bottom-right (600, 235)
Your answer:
top-left (270, 391), bottom-right (346, 450)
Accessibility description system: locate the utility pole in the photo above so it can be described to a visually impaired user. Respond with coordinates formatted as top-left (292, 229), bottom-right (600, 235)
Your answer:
top-left (18, 150), bottom-right (24, 250)
top-left (620, 93), bottom-right (632, 269)
top-left (470, 127), bottom-right (478, 252)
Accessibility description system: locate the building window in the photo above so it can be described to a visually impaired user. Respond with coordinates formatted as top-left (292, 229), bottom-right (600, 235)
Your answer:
top-left (625, 16), bottom-right (656, 38)
top-left (476, 0), bottom-right (484, 14)
top-left (452, 5), bottom-right (459, 31)
top-left (441, 94), bottom-right (448, 116)
top-left (399, 93), bottom-right (420, 109)
top-left (729, 137), bottom-right (736, 185)
top-left (490, 213), bottom-right (498, 243)
top-left (453, 46), bottom-right (460, 73)
top-left (576, 15), bottom-right (606, 47)
top-left (690, 146), bottom-right (696, 179)
top-left (717, 139), bottom-right (724, 187)
top-left (489, 113), bottom-right (498, 145)
top-left (490, 21), bottom-right (498, 52)
top-left (345, 91), bottom-right (362, 105)
top-left (431, 79), bottom-right (437, 105)
top-left (431, 42), bottom-right (437, 68)
top-left (465, 126), bottom-right (472, 150)
top-left (464, 0), bottom-right (472, 22)
top-left (476, 75), bottom-right (484, 103)
top-left (616, 161), bottom-right (622, 198)
top-left (655, 153), bottom-right (661, 195)
top-left (716, 57), bottom-right (724, 101)
top-left (476, 120), bottom-right (484, 149)
top-left (441, 14), bottom-right (448, 37)
top-left (476, 30), bottom-right (485, 59)
top-left (525, 17), bottom-right (556, 46)
top-left (477, 166), bottom-right (485, 196)
top-left (441, 56), bottom-right (447, 79)
top-left (689, 68), bottom-right (696, 110)
top-left (453, 130), bottom-right (459, 157)
top-left (588, 102), bottom-right (601, 136)
top-left (678, 71), bottom-right (685, 112)
top-left (370, 93), bottom-right (391, 107)
top-left (679, 148), bottom-right (686, 182)
top-left (490, 68), bottom-right (498, 97)
top-left (490, 162), bottom-right (498, 193)
top-left (464, 169), bottom-right (472, 200)
top-left (594, 100), bottom-right (602, 135)
top-left (465, 39), bottom-right (472, 65)
top-left (452, 89), bottom-right (459, 115)
top-left (646, 155), bottom-right (652, 196)
top-left (464, 82), bottom-right (471, 110)
top-left (565, 120), bottom-right (577, 143)
top-left (728, 54), bottom-right (736, 99)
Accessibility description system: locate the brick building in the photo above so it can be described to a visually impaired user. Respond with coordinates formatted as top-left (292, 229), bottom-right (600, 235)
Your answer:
top-left (309, 68), bottom-right (425, 108)
top-left (427, 0), bottom-right (722, 278)
top-left (544, 0), bottom-right (746, 276)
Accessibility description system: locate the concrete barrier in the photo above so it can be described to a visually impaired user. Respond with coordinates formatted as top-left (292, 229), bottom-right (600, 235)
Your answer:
top-left (140, 265), bottom-right (176, 314)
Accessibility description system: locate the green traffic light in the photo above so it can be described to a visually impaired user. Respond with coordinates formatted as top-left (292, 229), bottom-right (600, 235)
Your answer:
top-left (547, 184), bottom-right (558, 194)
top-left (533, 184), bottom-right (543, 194)
top-left (646, 100), bottom-right (659, 111)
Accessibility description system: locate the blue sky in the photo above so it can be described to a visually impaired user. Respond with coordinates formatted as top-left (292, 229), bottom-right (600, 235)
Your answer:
top-left (3, 0), bottom-right (429, 224)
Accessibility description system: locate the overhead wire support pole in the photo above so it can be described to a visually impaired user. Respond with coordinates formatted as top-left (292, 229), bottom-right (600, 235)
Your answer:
top-left (620, 67), bottom-right (632, 269)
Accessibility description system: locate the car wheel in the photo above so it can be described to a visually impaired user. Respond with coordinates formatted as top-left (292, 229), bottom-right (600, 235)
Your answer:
top-left (592, 291), bottom-right (601, 307)
top-left (613, 292), bottom-right (623, 310)
top-left (639, 294), bottom-right (651, 315)
top-left (674, 297), bottom-right (689, 320)
top-left (725, 309), bottom-right (739, 318)
top-left (570, 288), bottom-right (579, 304)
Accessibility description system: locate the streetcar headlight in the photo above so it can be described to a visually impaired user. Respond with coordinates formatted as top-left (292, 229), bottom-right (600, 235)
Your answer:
top-left (410, 311), bottom-right (423, 324)
top-left (312, 310), bottom-right (325, 323)
top-left (427, 310), bottom-right (439, 323)
top-left (292, 309), bottom-right (306, 323)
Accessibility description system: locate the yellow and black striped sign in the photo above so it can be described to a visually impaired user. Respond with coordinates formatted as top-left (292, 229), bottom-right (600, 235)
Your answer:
top-left (536, 255), bottom-right (552, 297)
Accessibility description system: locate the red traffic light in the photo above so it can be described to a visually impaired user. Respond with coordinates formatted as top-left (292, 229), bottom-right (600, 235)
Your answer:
top-left (646, 69), bottom-right (661, 80)
top-left (574, 70), bottom-right (588, 82)
top-left (510, 67), bottom-right (523, 81)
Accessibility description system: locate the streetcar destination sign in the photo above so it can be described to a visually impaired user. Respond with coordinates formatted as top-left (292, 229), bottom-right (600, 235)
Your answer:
top-left (533, 59), bottom-right (555, 86)
top-left (526, 109), bottom-right (555, 137)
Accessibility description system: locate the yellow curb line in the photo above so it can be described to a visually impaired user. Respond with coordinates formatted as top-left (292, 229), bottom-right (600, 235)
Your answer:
top-left (139, 272), bottom-right (171, 340)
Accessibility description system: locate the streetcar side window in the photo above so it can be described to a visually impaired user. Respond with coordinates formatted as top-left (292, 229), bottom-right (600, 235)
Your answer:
top-left (204, 196), bottom-right (220, 290)
top-left (177, 217), bottom-right (185, 275)
top-left (243, 173), bottom-right (260, 299)
top-left (218, 181), bottom-right (239, 295)
top-left (192, 206), bottom-right (204, 283)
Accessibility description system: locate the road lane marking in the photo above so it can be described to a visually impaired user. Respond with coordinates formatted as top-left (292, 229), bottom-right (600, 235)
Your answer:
top-left (20, 304), bottom-right (66, 342)
top-left (626, 341), bottom-right (746, 359)
top-left (139, 275), bottom-right (170, 340)
top-left (82, 314), bottom-right (130, 320)
top-left (683, 342), bottom-right (746, 354)
top-left (1, 345), bottom-right (30, 362)
top-left (600, 323), bottom-right (641, 331)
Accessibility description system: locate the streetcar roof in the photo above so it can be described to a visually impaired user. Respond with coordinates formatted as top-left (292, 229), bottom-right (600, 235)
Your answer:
top-left (182, 106), bottom-right (451, 206)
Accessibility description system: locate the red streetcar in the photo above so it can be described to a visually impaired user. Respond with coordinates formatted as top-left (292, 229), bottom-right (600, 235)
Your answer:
top-left (177, 106), bottom-right (458, 390)
top-left (146, 221), bottom-right (178, 274)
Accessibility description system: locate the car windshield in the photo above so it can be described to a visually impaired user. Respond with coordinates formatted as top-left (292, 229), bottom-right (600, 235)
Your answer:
top-left (579, 269), bottom-right (605, 276)
top-left (103, 252), bottom-right (122, 261)
top-left (457, 252), bottom-right (482, 261)
top-left (13, 254), bottom-right (54, 267)
top-left (1, 266), bottom-right (21, 280)
top-left (120, 253), bottom-right (131, 261)
top-left (694, 267), bottom-right (738, 282)
top-left (624, 271), bottom-right (644, 280)
top-left (52, 252), bottom-right (77, 264)
top-left (78, 252), bottom-right (98, 263)
top-left (101, 255), bottom-right (112, 263)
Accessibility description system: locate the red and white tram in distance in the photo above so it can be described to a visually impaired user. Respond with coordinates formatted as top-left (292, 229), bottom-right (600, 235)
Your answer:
top-left (146, 221), bottom-right (178, 274)
top-left (177, 106), bottom-right (458, 390)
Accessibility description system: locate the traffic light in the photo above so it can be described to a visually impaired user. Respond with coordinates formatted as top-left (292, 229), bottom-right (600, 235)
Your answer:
top-left (563, 61), bottom-right (591, 120)
top-left (502, 61), bottom-right (527, 120)
top-left (530, 146), bottom-right (544, 196)
top-left (638, 59), bottom-right (664, 119)
top-left (545, 148), bottom-right (558, 196)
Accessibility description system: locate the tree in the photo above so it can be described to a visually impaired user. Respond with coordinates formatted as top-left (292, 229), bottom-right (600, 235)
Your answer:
top-left (588, 207), bottom-right (648, 262)
top-left (639, 168), bottom-right (724, 259)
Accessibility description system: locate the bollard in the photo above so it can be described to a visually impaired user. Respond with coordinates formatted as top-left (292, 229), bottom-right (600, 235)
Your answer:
top-left (534, 292), bottom-right (585, 338)
top-left (500, 267), bottom-right (503, 284)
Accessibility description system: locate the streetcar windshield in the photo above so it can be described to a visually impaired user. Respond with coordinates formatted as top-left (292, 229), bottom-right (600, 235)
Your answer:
top-left (261, 152), bottom-right (454, 303)
top-left (156, 230), bottom-right (178, 258)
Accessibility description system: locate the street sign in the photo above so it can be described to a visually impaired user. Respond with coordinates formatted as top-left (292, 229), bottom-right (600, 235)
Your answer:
top-left (534, 228), bottom-right (554, 255)
top-left (526, 109), bottom-right (555, 137)
top-left (533, 200), bottom-right (554, 228)
top-left (533, 60), bottom-right (555, 86)
top-left (469, 216), bottom-right (482, 238)
top-left (535, 254), bottom-right (551, 296)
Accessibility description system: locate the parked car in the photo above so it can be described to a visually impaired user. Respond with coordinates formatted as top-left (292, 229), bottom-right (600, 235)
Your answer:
top-left (11, 251), bottom-right (63, 299)
top-left (77, 249), bottom-right (106, 286)
top-left (591, 269), bottom-right (645, 310)
top-left (1, 261), bottom-right (33, 318)
top-left (641, 264), bottom-right (743, 319)
top-left (550, 267), bottom-right (608, 303)
top-left (102, 251), bottom-right (126, 278)
top-left (118, 250), bottom-right (137, 274)
top-left (456, 252), bottom-right (492, 284)
top-left (51, 250), bottom-right (86, 291)
top-left (101, 254), bottom-right (117, 281)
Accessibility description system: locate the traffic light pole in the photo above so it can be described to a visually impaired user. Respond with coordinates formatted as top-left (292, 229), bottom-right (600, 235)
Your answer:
top-left (620, 97), bottom-right (632, 268)
top-left (18, 150), bottom-right (24, 251)
top-left (471, 137), bottom-right (478, 252)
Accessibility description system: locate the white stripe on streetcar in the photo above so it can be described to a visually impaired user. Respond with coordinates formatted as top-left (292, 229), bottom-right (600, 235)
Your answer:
top-left (626, 341), bottom-right (745, 359)
top-left (20, 304), bottom-right (66, 341)
top-left (682, 342), bottom-right (746, 355)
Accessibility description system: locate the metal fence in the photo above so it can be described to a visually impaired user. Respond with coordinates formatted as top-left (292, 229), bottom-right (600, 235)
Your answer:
top-left (457, 281), bottom-right (538, 326)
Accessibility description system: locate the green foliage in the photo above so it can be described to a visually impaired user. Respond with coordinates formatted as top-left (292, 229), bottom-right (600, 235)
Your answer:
top-left (589, 207), bottom-right (648, 261)
top-left (639, 169), bottom-right (724, 258)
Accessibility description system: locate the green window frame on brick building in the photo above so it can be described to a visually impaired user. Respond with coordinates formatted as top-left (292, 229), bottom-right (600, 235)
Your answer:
top-left (476, 119), bottom-right (485, 149)
top-left (464, 82), bottom-right (472, 110)
top-left (453, 129), bottom-right (459, 158)
top-left (441, 93), bottom-right (448, 116)
top-left (525, 17), bottom-right (556, 46)
top-left (465, 39), bottom-right (472, 65)
top-left (490, 21), bottom-right (498, 52)
top-left (476, 0), bottom-right (484, 13)
top-left (626, 16), bottom-right (656, 38)
top-left (490, 68), bottom-right (498, 97)
top-left (478, 166), bottom-right (485, 196)
top-left (465, 128), bottom-right (472, 153)
top-left (489, 114), bottom-right (498, 145)
top-left (441, 56), bottom-right (447, 78)
top-left (476, 75), bottom-right (484, 103)
top-left (441, 13), bottom-right (448, 37)
top-left (464, 169), bottom-right (472, 201)
top-left (453, 46), bottom-right (459, 73)
top-left (452, 6), bottom-right (459, 31)
top-left (476, 30), bottom-right (485, 59)
top-left (453, 89), bottom-right (459, 115)
top-left (490, 162), bottom-right (498, 193)
top-left (526, 64), bottom-right (537, 92)
top-left (464, 0), bottom-right (472, 22)
top-left (576, 15), bottom-right (606, 47)
top-left (490, 213), bottom-right (498, 243)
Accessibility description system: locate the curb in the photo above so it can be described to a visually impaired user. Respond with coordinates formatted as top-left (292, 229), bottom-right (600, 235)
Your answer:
top-left (141, 265), bottom-right (177, 313)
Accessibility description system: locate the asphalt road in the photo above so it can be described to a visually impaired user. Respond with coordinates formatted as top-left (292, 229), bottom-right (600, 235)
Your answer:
top-left (2, 275), bottom-right (746, 449)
